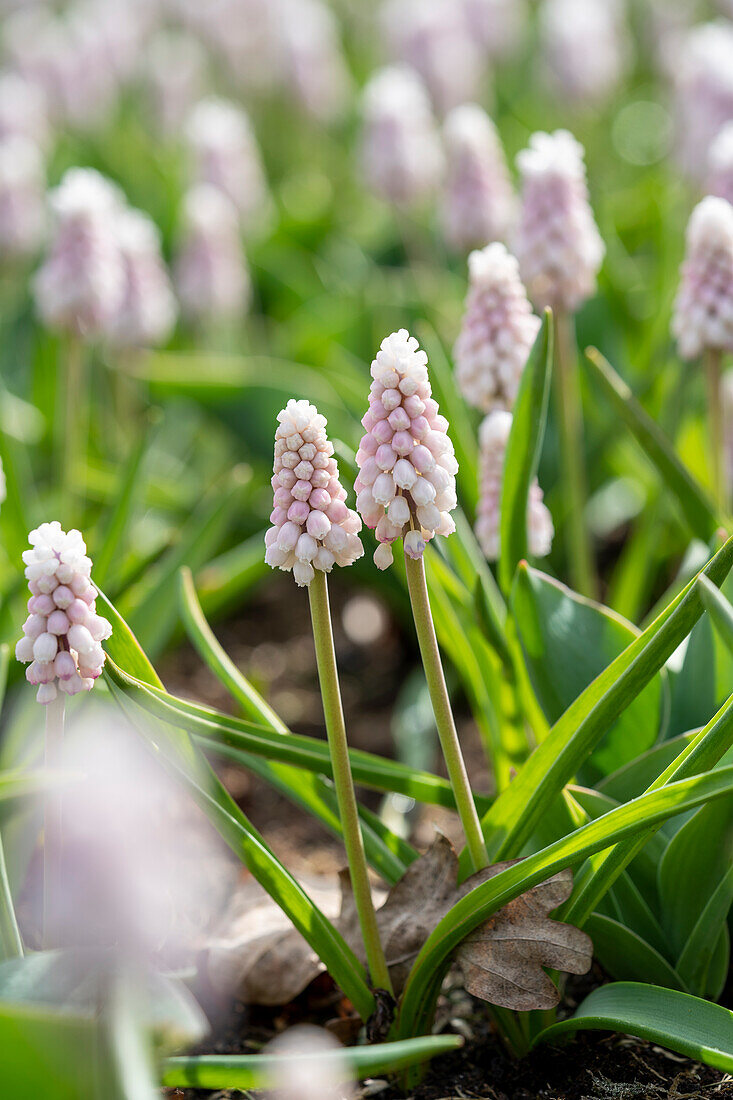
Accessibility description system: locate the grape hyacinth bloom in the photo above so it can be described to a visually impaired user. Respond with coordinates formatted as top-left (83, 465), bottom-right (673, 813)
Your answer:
top-left (673, 21), bottom-right (733, 180)
top-left (709, 123), bottom-right (733, 206)
top-left (0, 70), bottom-right (49, 149)
top-left (453, 244), bottom-right (540, 413)
top-left (461, 0), bottom-right (527, 60)
top-left (108, 206), bottom-right (177, 349)
top-left (441, 104), bottom-right (516, 252)
top-left (273, 0), bottom-right (351, 123)
top-left (476, 410), bottom-right (553, 561)
top-left (15, 522), bottom-right (112, 705)
top-left (265, 400), bottom-right (363, 587)
top-left (0, 136), bottom-right (45, 258)
top-left (539, 0), bottom-right (630, 105)
top-left (515, 130), bottom-right (605, 314)
top-left (174, 184), bottom-right (250, 326)
top-left (34, 167), bottom-right (125, 338)
top-left (185, 97), bottom-right (269, 231)
top-left (355, 330), bottom-right (458, 569)
top-left (143, 29), bottom-right (207, 136)
top-left (360, 66), bottom-right (444, 208)
top-left (672, 196), bottom-right (733, 361)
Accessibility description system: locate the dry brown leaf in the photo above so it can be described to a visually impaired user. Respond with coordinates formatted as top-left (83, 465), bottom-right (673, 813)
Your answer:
top-left (205, 835), bottom-right (592, 1012)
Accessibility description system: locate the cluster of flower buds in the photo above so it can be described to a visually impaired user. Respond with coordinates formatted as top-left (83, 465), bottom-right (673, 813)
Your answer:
top-left (15, 522), bottom-right (111, 705)
top-left (672, 196), bottom-right (733, 361)
top-left (672, 21), bottom-right (733, 180)
top-left (515, 129), bottom-right (605, 313)
top-left (476, 410), bottom-right (553, 561)
top-left (0, 136), bottom-right (45, 258)
top-left (34, 167), bottom-right (126, 338)
top-left (453, 243), bottom-right (540, 414)
top-left (441, 104), bottom-right (516, 253)
top-left (708, 123), bottom-right (733, 206)
top-left (355, 330), bottom-right (457, 569)
top-left (360, 66), bottom-right (444, 208)
top-left (174, 184), bottom-right (250, 325)
top-left (265, 400), bottom-right (363, 587)
top-left (185, 97), bottom-right (269, 231)
top-left (110, 207), bottom-right (177, 349)
top-left (539, 0), bottom-right (630, 105)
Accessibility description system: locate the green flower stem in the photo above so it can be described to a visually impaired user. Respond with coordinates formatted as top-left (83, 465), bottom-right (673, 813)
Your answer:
top-left (308, 570), bottom-right (393, 995)
top-left (705, 347), bottom-right (726, 512)
top-left (555, 311), bottom-right (595, 598)
top-left (43, 693), bottom-right (65, 949)
top-left (404, 552), bottom-right (488, 874)
top-left (0, 831), bottom-right (22, 959)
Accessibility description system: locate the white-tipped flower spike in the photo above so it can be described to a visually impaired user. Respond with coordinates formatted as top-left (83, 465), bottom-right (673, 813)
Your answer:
top-left (16, 521), bottom-right (112, 705)
top-left (174, 184), bottom-right (251, 325)
top-left (0, 70), bottom-right (49, 149)
top-left (454, 244), bottom-right (540, 414)
top-left (708, 123), bottom-right (733, 206)
top-left (0, 136), bottom-right (45, 258)
top-left (515, 130), bottom-right (605, 314)
top-left (382, 0), bottom-right (484, 116)
top-left (355, 330), bottom-right (458, 569)
top-left (185, 97), bottom-right (269, 231)
top-left (539, 0), bottom-right (630, 104)
top-left (273, 0), bottom-right (351, 124)
top-left (673, 21), bottom-right (733, 180)
top-left (476, 410), bottom-right (553, 561)
top-left (441, 104), bottom-right (516, 253)
top-left (265, 400), bottom-right (363, 587)
top-left (461, 0), bottom-right (527, 60)
top-left (672, 196), bottom-right (733, 361)
top-left (143, 29), bottom-right (207, 136)
top-left (108, 207), bottom-right (177, 349)
top-left (34, 167), bottom-right (125, 338)
top-left (360, 66), bottom-right (444, 208)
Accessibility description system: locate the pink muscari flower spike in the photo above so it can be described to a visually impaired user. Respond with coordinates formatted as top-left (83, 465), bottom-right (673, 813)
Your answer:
top-left (0, 135), bottom-right (45, 259)
top-left (672, 20), bottom-right (733, 182)
top-left (107, 206), bottom-right (177, 350)
top-left (174, 184), bottom-right (251, 328)
top-left (709, 124), bottom-right (733, 212)
top-left (538, 0), bottom-right (631, 106)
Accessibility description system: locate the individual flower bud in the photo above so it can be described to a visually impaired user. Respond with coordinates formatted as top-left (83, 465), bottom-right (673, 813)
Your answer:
top-left (16, 521), bottom-right (111, 704)
top-left (107, 206), bottom-right (177, 349)
top-left (355, 330), bottom-right (457, 566)
top-left (441, 104), bottom-right (516, 253)
top-left (476, 411), bottom-right (553, 560)
top-left (382, 0), bottom-right (485, 115)
top-left (33, 167), bottom-right (125, 338)
top-left (265, 399), bottom-right (363, 587)
top-left (174, 184), bottom-right (251, 325)
top-left (360, 66), bottom-right (444, 208)
top-left (0, 136), bottom-right (45, 257)
top-left (143, 29), bottom-right (207, 136)
top-left (539, 0), bottom-right (631, 105)
top-left (184, 97), bottom-right (269, 231)
top-left (453, 243), bottom-right (540, 413)
top-left (708, 123), bottom-right (733, 206)
top-left (272, 0), bottom-right (351, 123)
top-left (672, 196), bottom-right (733, 361)
top-left (515, 129), bottom-right (605, 313)
top-left (672, 21), bottom-right (733, 181)
top-left (461, 0), bottom-right (527, 61)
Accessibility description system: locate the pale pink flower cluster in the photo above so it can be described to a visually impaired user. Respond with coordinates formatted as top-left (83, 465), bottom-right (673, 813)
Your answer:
top-left (708, 123), bottom-right (733, 206)
top-left (143, 29), bottom-right (207, 136)
top-left (454, 244), bottom-right (540, 414)
top-left (461, 0), bottom-right (527, 60)
top-left (672, 196), bottom-right (733, 361)
top-left (515, 130), bottom-right (605, 313)
top-left (476, 410), bottom-right (553, 561)
top-left (539, 0), bottom-right (630, 104)
top-left (34, 168), bottom-right (126, 338)
top-left (174, 184), bottom-right (250, 325)
top-left (109, 207), bottom-right (177, 349)
top-left (265, 400), bottom-right (363, 587)
top-left (441, 104), bottom-right (516, 253)
top-left (361, 66), bottom-right (444, 207)
top-left (672, 21), bottom-right (733, 180)
top-left (15, 522), bottom-right (111, 705)
top-left (0, 71), bottom-right (49, 150)
top-left (176, 0), bottom-right (283, 96)
top-left (0, 136), bottom-right (45, 258)
top-left (185, 97), bottom-right (269, 231)
top-left (274, 0), bottom-right (352, 123)
top-left (355, 330), bottom-right (457, 569)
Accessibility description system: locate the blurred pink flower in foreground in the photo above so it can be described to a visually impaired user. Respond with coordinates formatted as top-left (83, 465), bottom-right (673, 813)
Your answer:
top-left (476, 410), bottom-right (553, 561)
top-left (454, 243), bottom-right (540, 413)
top-left (273, 0), bottom-right (352, 123)
top-left (539, 0), bottom-right (630, 105)
top-left (108, 207), bottom-right (177, 350)
top-left (709, 123), bottom-right (733, 205)
top-left (360, 66), bottom-right (444, 207)
top-left (0, 136), bottom-right (45, 258)
top-left (142, 29), bottom-right (208, 136)
top-left (672, 20), bottom-right (733, 180)
top-left (672, 196), bottom-right (733, 361)
top-left (0, 70), bottom-right (49, 149)
top-left (355, 329), bottom-right (457, 569)
top-left (265, 399), bottom-right (363, 587)
top-left (174, 184), bottom-right (250, 326)
top-left (515, 129), bottom-right (605, 313)
top-left (442, 103), bottom-right (516, 253)
top-left (461, 0), bottom-right (527, 60)
top-left (265, 1026), bottom-right (353, 1099)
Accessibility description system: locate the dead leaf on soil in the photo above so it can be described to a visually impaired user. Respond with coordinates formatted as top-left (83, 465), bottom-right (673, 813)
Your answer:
top-left (205, 835), bottom-right (592, 1012)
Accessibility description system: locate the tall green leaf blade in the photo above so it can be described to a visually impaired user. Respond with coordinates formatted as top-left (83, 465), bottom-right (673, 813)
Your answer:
top-left (585, 915), bottom-right (686, 991)
top-left (677, 866), bottom-right (733, 996)
top-left (699, 573), bottom-right (733, 654)
top-left (534, 983), bottom-right (733, 1072)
